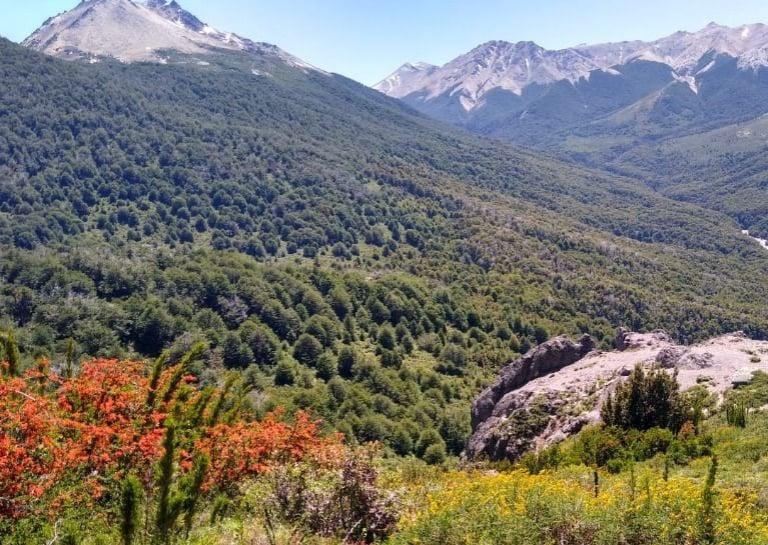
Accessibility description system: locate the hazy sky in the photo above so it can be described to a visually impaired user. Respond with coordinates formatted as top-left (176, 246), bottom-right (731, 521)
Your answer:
top-left (4, 0), bottom-right (768, 85)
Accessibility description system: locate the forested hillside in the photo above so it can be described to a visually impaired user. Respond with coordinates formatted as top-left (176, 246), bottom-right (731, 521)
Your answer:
top-left (2, 37), bottom-right (768, 461)
top-left (377, 38), bottom-right (768, 241)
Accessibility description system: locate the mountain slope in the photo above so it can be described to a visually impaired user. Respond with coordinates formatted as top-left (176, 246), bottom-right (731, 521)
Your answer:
top-left (4, 33), bottom-right (768, 341)
top-left (5, 2), bottom-right (768, 460)
top-left (375, 23), bottom-right (768, 238)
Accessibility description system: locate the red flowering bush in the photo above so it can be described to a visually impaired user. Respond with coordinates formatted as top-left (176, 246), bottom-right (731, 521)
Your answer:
top-left (0, 355), bottom-right (339, 523)
top-left (199, 410), bottom-right (340, 493)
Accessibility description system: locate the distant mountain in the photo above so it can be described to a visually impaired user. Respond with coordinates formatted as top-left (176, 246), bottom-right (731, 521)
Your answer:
top-left (23, 0), bottom-right (314, 69)
top-left (375, 23), bottom-right (768, 238)
top-left (375, 23), bottom-right (768, 111)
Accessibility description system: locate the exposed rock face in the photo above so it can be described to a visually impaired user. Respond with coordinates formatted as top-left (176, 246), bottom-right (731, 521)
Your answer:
top-left (22, 0), bottom-right (317, 70)
top-left (466, 331), bottom-right (768, 462)
top-left (656, 346), bottom-right (688, 368)
top-left (467, 334), bottom-right (595, 461)
top-left (375, 23), bottom-right (768, 109)
top-left (615, 327), bottom-right (631, 351)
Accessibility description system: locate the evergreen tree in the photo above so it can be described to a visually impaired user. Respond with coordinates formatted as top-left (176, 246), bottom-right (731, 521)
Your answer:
top-left (274, 360), bottom-right (296, 386)
top-left (338, 346), bottom-right (359, 379)
top-left (293, 334), bottom-right (323, 366)
top-left (377, 325), bottom-right (397, 351)
top-left (602, 364), bottom-right (688, 432)
top-left (316, 352), bottom-right (338, 381)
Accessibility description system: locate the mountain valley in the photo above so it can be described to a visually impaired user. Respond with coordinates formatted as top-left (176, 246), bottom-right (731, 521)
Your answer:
top-left (3, 2), bottom-right (768, 543)
top-left (377, 23), bottom-right (768, 238)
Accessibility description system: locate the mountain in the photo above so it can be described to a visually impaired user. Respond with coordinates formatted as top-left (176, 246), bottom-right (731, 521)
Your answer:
top-left (375, 23), bottom-right (768, 111)
top-left (373, 61), bottom-right (438, 97)
top-left (23, 0), bottom-right (313, 68)
top-left (375, 23), bottom-right (768, 239)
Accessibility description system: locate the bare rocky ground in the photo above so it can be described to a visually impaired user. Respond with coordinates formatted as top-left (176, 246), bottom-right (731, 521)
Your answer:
top-left (466, 330), bottom-right (768, 461)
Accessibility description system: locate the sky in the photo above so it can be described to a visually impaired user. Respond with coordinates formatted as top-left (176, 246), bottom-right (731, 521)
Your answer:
top-left (4, 0), bottom-right (768, 85)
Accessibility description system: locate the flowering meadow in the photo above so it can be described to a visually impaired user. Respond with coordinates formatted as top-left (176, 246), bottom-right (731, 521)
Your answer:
top-left (390, 467), bottom-right (768, 545)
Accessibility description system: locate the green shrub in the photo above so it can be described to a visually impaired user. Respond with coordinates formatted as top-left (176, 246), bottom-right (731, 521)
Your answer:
top-left (423, 443), bottom-right (448, 465)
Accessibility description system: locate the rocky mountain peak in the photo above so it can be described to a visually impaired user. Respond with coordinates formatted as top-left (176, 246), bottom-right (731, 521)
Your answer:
top-left (145, 0), bottom-right (205, 32)
top-left (23, 0), bottom-right (316, 70)
top-left (374, 61), bottom-right (439, 97)
top-left (375, 37), bottom-right (602, 108)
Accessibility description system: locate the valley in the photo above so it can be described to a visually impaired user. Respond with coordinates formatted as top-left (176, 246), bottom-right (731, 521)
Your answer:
top-left (377, 23), bottom-right (768, 239)
top-left (2, 1), bottom-right (768, 544)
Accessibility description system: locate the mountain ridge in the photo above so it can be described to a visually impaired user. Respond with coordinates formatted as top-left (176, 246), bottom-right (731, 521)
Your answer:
top-left (375, 22), bottom-right (768, 110)
top-left (373, 22), bottom-right (768, 241)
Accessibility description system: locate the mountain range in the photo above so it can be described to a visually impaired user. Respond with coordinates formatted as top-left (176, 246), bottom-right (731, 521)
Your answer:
top-left (376, 23), bottom-right (768, 239)
top-left (375, 23), bottom-right (768, 110)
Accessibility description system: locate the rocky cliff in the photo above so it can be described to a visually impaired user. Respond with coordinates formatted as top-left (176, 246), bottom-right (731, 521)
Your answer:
top-left (467, 334), bottom-right (595, 461)
top-left (466, 330), bottom-right (768, 462)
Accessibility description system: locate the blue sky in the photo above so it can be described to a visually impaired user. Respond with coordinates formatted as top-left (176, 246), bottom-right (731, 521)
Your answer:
top-left (4, 0), bottom-right (768, 85)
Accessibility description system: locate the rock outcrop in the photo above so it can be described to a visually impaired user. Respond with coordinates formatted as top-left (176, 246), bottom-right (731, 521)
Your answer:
top-left (466, 334), bottom-right (595, 461)
top-left (466, 331), bottom-right (768, 462)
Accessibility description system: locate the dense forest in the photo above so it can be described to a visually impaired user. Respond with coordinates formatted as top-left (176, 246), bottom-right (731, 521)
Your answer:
top-left (3, 37), bottom-right (768, 460)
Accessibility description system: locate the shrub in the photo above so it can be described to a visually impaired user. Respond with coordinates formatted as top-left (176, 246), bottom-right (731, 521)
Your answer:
top-left (423, 443), bottom-right (447, 465)
top-left (603, 364), bottom-right (689, 432)
top-left (416, 428), bottom-right (445, 458)
top-left (0, 352), bottom-right (339, 541)
top-left (726, 402), bottom-right (747, 428)
top-left (267, 448), bottom-right (398, 543)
